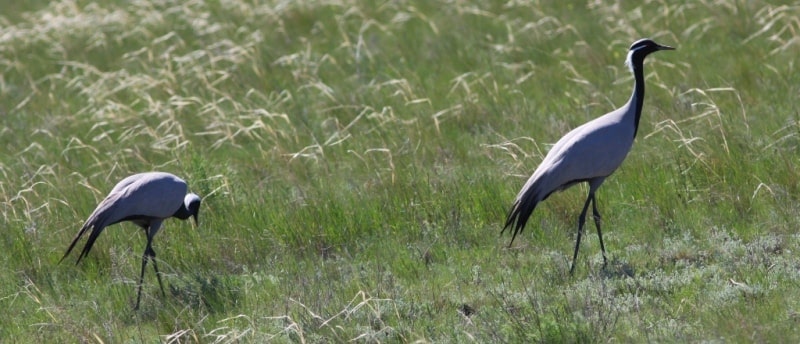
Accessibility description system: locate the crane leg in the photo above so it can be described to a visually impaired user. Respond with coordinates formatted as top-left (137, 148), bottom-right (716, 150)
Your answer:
top-left (591, 195), bottom-right (608, 269)
top-left (135, 247), bottom-right (149, 310)
top-left (571, 193), bottom-right (594, 275)
top-left (134, 235), bottom-right (166, 310)
top-left (148, 245), bottom-right (166, 297)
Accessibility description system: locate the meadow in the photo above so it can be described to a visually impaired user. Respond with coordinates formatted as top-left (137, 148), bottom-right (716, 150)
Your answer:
top-left (1, 0), bottom-right (800, 342)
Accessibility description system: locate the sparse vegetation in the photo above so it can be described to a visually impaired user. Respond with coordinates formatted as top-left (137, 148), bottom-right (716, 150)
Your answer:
top-left (2, 0), bottom-right (800, 342)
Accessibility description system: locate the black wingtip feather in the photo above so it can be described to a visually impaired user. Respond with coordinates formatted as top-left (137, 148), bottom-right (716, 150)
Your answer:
top-left (502, 194), bottom-right (539, 246)
top-left (61, 207), bottom-right (111, 265)
top-left (76, 224), bottom-right (105, 264)
top-left (60, 223), bottom-right (91, 265)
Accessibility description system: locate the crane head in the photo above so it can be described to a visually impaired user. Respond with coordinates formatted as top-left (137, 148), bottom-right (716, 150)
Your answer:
top-left (185, 193), bottom-right (202, 226)
top-left (625, 38), bottom-right (674, 73)
top-left (629, 38), bottom-right (674, 53)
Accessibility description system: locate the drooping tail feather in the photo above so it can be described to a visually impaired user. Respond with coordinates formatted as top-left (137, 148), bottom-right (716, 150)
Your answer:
top-left (502, 179), bottom-right (544, 246)
top-left (60, 221), bottom-right (93, 264)
top-left (60, 195), bottom-right (117, 264)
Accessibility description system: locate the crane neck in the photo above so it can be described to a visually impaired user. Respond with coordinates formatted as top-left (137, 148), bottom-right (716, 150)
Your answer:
top-left (629, 62), bottom-right (646, 138)
top-left (173, 204), bottom-right (193, 220)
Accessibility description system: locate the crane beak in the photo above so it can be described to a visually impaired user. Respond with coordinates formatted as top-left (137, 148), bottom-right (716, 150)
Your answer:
top-left (192, 213), bottom-right (199, 226)
top-left (658, 44), bottom-right (675, 51)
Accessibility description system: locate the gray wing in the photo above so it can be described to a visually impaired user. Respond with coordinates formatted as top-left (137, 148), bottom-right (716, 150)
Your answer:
top-left (504, 108), bottom-right (634, 242)
top-left (111, 173), bottom-right (187, 220)
top-left (527, 109), bottom-right (634, 198)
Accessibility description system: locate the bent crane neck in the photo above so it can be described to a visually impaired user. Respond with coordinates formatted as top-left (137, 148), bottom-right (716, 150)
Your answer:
top-left (173, 204), bottom-right (192, 220)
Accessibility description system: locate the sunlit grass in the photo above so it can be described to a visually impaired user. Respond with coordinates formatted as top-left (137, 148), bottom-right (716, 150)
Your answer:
top-left (2, 0), bottom-right (800, 341)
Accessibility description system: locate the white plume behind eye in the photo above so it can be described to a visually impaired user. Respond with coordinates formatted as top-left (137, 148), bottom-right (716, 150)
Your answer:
top-left (625, 50), bottom-right (635, 73)
top-left (185, 193), bottom-right (201, 207)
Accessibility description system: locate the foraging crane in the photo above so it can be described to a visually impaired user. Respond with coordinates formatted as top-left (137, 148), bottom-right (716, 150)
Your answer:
top-left (502, 38), bottom-right (674, 274)
top-left (60, 172), bottom-right (202, 309)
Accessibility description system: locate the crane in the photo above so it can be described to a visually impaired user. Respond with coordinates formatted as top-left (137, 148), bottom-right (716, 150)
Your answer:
top-left (61, 171), bottom-right (202, 309)
top-left (502, 38), bottom-right (674, 274)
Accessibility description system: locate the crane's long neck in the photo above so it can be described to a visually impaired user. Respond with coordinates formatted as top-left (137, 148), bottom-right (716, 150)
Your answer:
top-left (629, 62), bottom-right (646, 138)
top-left (173, 203), bottom-right (192, 220)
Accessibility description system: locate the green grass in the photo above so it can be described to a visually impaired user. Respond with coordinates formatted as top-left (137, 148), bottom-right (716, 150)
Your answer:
top-left (2, 0), bottom-right (800, 342)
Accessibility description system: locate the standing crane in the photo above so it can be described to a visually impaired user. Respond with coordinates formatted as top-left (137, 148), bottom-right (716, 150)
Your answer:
top-left (502, 38), bottom-right (674, 274)
top-left (61, 172), bottom-right (202, 309)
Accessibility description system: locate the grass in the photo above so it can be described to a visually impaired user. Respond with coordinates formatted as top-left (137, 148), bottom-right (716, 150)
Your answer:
top-left (2, 0), bottom-right (800, 342)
